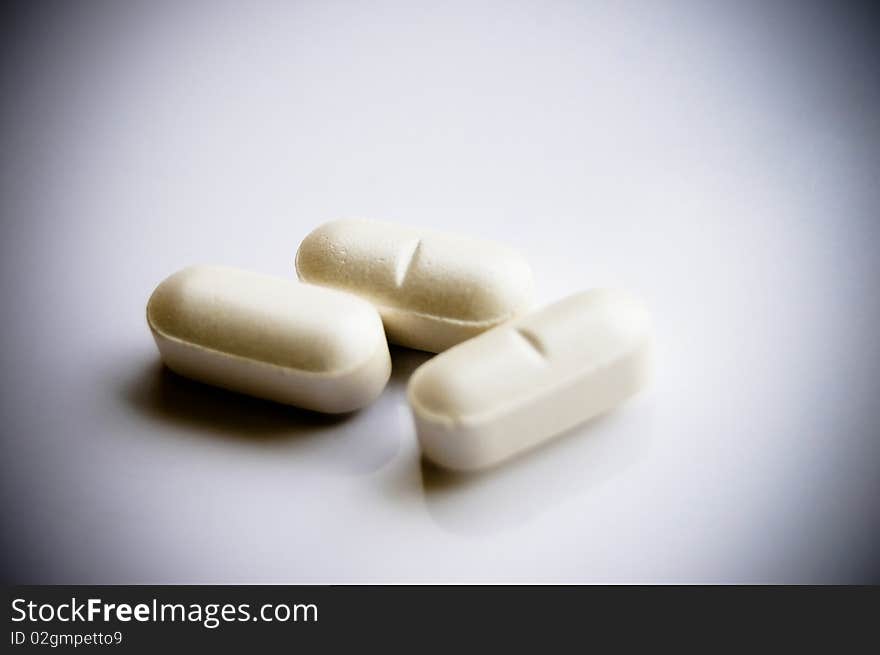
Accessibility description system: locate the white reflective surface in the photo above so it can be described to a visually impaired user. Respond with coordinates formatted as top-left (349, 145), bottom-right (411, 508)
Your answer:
top-left (1, 0), bottom-right (878, 582)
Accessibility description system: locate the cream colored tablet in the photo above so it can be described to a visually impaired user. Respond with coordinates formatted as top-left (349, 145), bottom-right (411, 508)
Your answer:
top-left (146, 266), bottom-right (391, 413)
top-left (295, 219), bottom-right (535, 353)
top-left (408, 289), bottom-right (653, 471)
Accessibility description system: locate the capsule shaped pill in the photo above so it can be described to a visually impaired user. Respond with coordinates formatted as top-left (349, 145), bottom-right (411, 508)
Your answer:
top-left (147, 266), bottom-right (391, 413)
top-left (295, 219), bottom-right (535, 353)
top-left (408, 289), bottom-right (653, 471)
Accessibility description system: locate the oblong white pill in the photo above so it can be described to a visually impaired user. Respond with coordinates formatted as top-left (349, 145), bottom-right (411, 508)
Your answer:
top-left (146, 266), bottom-right (391, 413)
top-left (295, 219), bottom-right (535, 353)
top-left (408, 289), bottom-right (653, 471)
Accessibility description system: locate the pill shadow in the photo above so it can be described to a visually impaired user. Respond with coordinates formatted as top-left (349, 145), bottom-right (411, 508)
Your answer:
top-left (118, 348), bottom-right (434, 475)
top-left (387, 345), bottom-right (433, 388)
top-left (123, 362), bottom-right (354, 441)
top-left (396, 401), bottom-right (654, 535)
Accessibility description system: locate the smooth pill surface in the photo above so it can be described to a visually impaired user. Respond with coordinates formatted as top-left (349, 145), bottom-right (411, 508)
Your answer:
top-left (295, 219), bottom-right (535, 353)
top-left (408, 289), bottom-right (653, 471)
top-left (147, 266), bottom-right (391, 413)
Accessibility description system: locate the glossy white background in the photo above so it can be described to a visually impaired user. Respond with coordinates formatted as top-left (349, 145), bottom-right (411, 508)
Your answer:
top-left (1, 0), bottom-right (878, 582)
